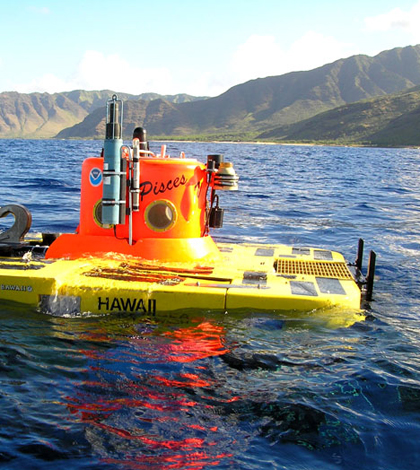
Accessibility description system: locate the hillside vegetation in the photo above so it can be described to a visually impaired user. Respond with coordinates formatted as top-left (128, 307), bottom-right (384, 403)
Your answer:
top-left (258, 86), bottom-right (420, 146)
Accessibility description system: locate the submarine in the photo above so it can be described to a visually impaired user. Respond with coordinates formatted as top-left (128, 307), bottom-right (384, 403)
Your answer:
top-left (0, 95), bottom-right (375, 322)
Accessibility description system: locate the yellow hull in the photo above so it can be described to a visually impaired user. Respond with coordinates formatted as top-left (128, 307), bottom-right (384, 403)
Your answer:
top-left (0, 242), bottom-right (363, 325)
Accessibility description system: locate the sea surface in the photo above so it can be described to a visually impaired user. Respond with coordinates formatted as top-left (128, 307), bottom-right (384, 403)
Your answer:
top-left (1, 139), bottom-right (420, 469)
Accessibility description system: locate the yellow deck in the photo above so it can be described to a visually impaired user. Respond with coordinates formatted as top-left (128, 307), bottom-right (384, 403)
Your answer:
top-left (0, 242), bottom-right (362, 324)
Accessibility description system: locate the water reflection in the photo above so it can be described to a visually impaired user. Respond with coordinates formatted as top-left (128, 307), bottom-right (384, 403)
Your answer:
top-left (63, 319), bottom-right (238, 468)
top-left (49, 311), bottom-right (371, 468)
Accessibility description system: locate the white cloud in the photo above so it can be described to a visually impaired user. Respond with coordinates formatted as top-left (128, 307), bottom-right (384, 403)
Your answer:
top-left (364, 1), bottom-right (420, 39)
top-left (177, 70), bottom-right (226, 97)
top-left (14, 73), bottom-right (70, 94)
top-left (14, 50), bottom-right (174, 95)
top-left (229, 32), bottom-right (357, 85)
top-left (230, 35), bottom-right (283, 83)
top-left (75, 51), bottom-right (172, 94)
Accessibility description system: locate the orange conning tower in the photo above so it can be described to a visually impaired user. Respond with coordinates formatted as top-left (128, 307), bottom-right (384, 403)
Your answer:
top-left (46, 153), bottom-right (221, 262)
top-left (79, 156), bottom-right (208, 239)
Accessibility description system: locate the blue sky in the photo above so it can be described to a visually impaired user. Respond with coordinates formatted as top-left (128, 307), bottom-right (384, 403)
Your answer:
top-left (0, 0), bottom-right (419, 96)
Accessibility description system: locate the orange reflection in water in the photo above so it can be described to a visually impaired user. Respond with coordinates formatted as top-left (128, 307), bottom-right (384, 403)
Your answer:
top-left (66, 321), bottom-right (236, 469)
top-left (160, 321), bottom-right (230, 363)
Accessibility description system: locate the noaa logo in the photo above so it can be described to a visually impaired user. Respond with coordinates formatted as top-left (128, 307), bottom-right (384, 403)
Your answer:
top-left (89, 168), bottom-right (102, 187)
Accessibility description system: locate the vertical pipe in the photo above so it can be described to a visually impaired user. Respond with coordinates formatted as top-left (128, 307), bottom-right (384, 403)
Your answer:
top-left (102, 95), bottom-right (123, 226)
top-left (365, 250), bottom-right (376, 301)
top-left (355, 238), bottom-right (364, 271)
top-left (132, 139), bottom-right (140, 212)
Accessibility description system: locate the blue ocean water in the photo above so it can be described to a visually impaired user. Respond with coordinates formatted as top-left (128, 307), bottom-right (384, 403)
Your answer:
top-left (1, 139), bottom-right (420, 469)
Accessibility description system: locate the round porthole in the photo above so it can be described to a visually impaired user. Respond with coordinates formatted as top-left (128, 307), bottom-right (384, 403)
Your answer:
top-left (144, 200), bottom-right (177, 232)
top-left (93, 199), bottom-right (104, 227)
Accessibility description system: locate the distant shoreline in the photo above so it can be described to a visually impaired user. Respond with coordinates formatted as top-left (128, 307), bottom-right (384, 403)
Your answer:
top-left (0, 136), bottom-right (416, 149)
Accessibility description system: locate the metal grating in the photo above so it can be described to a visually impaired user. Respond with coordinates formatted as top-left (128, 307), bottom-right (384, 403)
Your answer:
top-left (275, 259), bottom-right (353, 280)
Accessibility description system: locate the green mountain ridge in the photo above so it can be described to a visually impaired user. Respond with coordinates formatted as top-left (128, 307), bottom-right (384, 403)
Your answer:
top-left (2, 44), bottom-right (420, 145)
